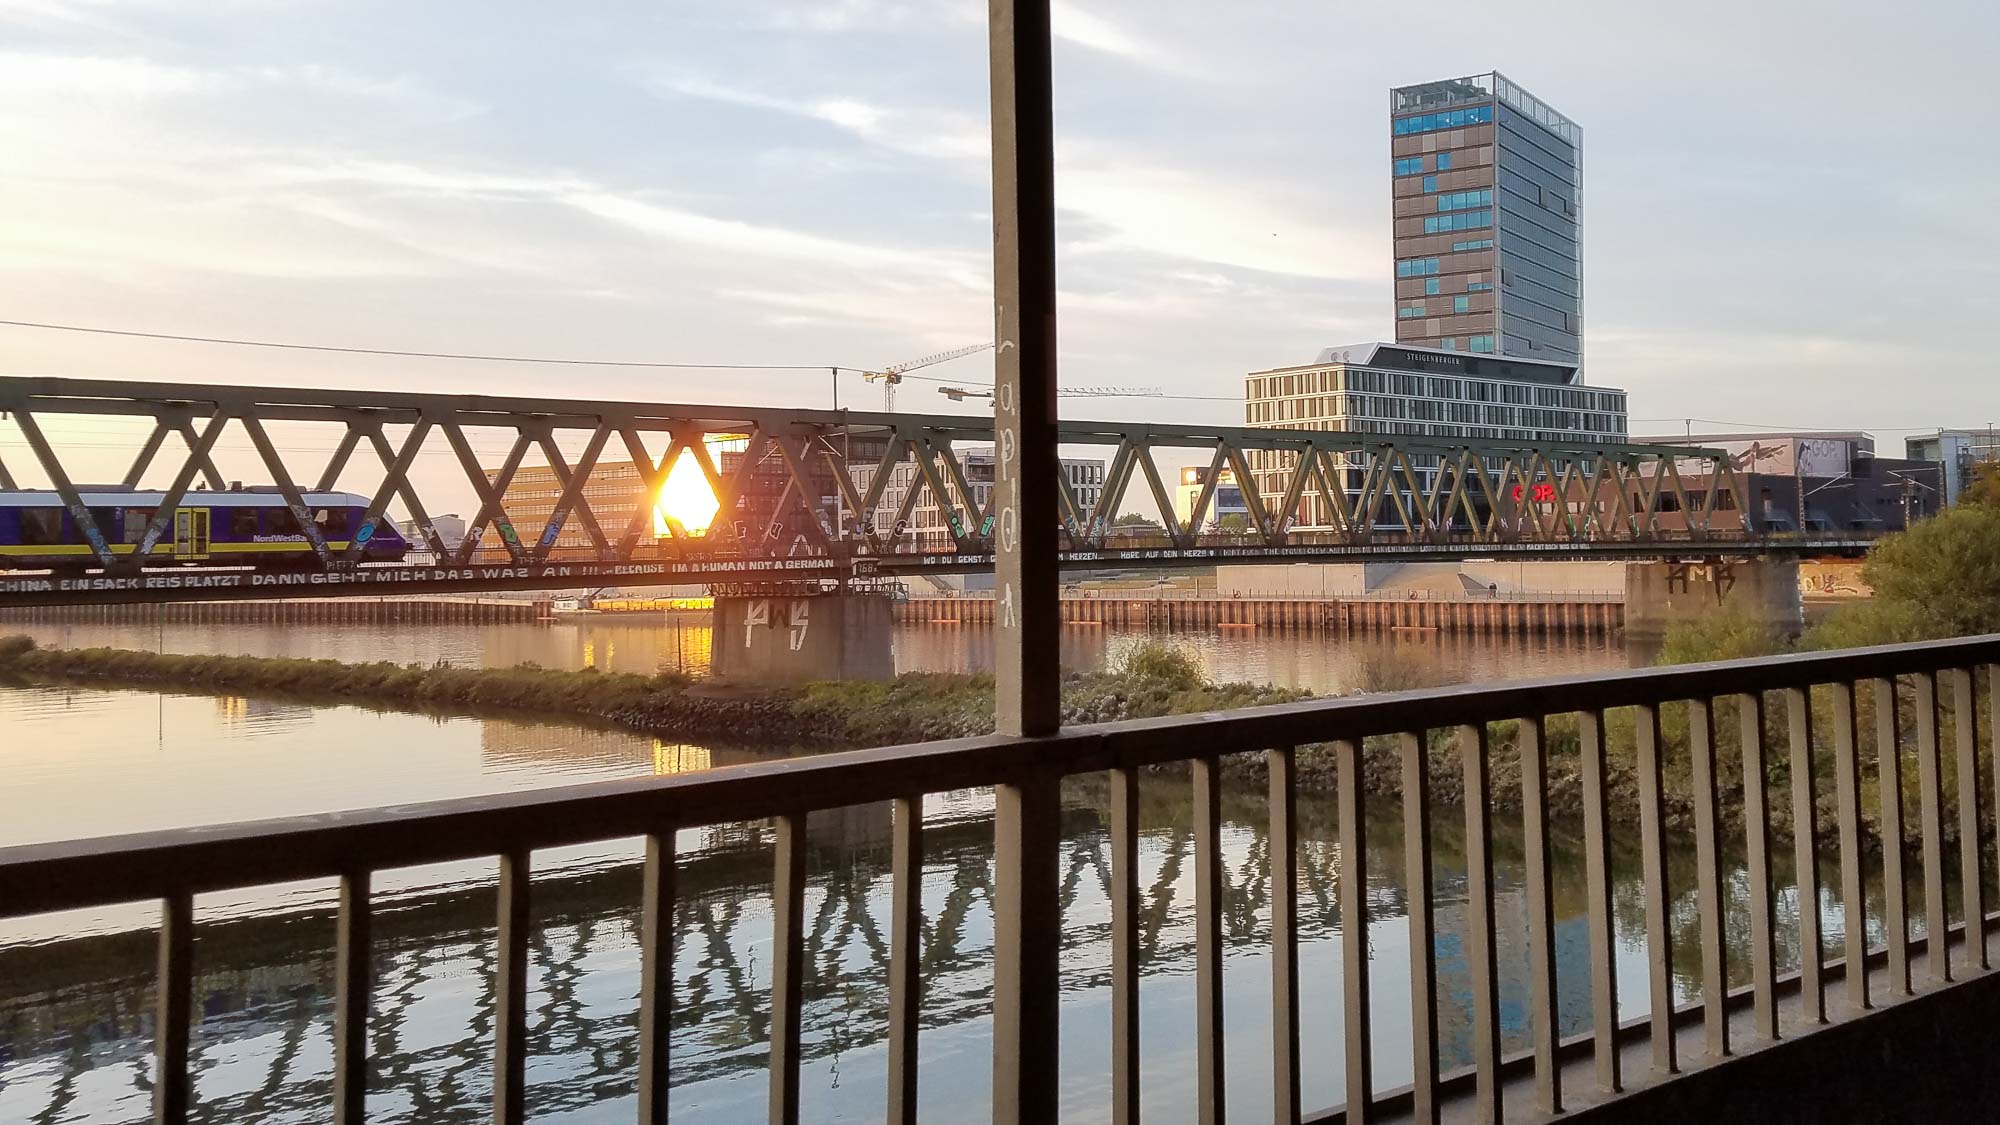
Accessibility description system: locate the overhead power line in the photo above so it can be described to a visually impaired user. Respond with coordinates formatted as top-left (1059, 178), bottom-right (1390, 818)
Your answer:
top-left (0, 319), bottom-right (841, 372)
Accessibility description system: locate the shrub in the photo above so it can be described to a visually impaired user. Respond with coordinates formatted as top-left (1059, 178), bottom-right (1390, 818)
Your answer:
top-left (0, 634), bottom-right (35, 661)
top-left (1115, 640), bottom-right (1204, 691)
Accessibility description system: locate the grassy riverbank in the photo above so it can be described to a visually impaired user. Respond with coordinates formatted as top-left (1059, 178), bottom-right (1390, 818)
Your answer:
top-left (0, 633), bottom-right (1305, 749)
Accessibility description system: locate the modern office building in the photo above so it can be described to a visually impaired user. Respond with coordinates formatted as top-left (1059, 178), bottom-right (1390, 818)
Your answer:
top-left (1906, 428), bottom-right (2000, 505)
top-left (1391, 73), bottom-right (1582, 362)
top-left (1173, 465), bottom-right (1250, 530)
top-left (1242, 342), bottom-right (1627, 527)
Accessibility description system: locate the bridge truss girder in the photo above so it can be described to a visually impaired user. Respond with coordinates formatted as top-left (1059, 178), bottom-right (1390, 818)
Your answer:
top-left (0, 375), bottom-right (1766, 605)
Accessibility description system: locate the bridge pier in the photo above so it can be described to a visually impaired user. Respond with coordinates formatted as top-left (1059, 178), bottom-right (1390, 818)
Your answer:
top-left (1623, 559), bottom-right (1803, 643)
top-left (709, 592), bottom-right (894, 683)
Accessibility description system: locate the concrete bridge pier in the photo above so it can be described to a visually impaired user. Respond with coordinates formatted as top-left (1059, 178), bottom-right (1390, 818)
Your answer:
top-left (1624, 558), bottom-right (1803, 642)
top-left (710, 592), bottom-right (895, 682)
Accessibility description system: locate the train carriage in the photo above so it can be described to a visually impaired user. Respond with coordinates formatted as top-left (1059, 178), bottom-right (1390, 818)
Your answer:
top-left (0, 487), bottom-right (409, 569)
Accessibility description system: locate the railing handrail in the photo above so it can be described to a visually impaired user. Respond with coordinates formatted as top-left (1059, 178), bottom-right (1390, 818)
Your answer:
top-left (8, 631), bottom-right (1998, 922)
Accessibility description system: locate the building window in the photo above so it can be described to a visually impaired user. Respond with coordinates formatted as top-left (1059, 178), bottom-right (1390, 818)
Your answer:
top-left (1467, 281), bottom-right (1493, 291)
top-left (1452, 238), bottom-right (1494, 251)
top-left (1422, 174), bottom-right (1437, 193)
top-left (1470, 335), bottom-right (1496, 353)
top-left (1422, 209), bottom-right (1491, 235)
top-left (1424, 278), bottom-right (1441, 295)
top-left (1398, 306), bottom-right (1426, 318)
top-left (1394, 156), bottom-right (1424, 175)
top-left (1438, 338), bottom-right (1457, 351)
top-left (1453, 296), bottom-right (1471, 313)
top-left (1436, 152), bottom-right (1452, 170)
top-left (1434, 189), bottom-right (1492, 213)
top-left (1396, 256), bottom-right (1440, 278)
top-left (1392, 104), bottom-right (1494, 136)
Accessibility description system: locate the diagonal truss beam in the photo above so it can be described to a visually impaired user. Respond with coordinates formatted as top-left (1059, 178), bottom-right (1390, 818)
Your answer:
top-left (13, 410), bottom-right (116, 566)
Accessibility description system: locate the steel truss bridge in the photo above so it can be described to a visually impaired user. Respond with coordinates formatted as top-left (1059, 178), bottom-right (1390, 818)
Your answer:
top-left (0, 375), bottom-right (1872, 606)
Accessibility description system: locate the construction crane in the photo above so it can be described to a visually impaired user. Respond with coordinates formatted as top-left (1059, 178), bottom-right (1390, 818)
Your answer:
top-left (937, 385), bottom-right (1164, 403)
top-left (859, 343), bottom-right (993, 412)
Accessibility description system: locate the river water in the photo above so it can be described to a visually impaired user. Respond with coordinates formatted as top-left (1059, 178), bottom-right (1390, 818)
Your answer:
top-left (0, 621), bottom-right (1905, 1123)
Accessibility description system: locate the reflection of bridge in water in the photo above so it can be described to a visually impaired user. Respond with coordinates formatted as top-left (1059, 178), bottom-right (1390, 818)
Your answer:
top-left (0, 775), bottom-right (1667, 1124)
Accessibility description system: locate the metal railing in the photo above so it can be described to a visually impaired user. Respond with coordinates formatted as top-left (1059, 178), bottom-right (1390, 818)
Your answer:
top-left (4, 634), bottom-right (1998, 1123)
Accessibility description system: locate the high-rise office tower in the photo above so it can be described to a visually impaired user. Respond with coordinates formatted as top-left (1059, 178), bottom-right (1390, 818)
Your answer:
top-left (1390, 73), bottom-right (1582, 362)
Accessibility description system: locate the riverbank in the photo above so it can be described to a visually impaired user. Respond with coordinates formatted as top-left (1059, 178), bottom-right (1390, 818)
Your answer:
top-left (0, 633), bottom-right (1929, 846)
top-left (0, 634), bottom-right (1305, 750)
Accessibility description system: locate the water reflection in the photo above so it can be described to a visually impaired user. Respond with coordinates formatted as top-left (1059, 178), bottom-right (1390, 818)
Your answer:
top-left (0, 769), bottom-right (1907, 1125)
top-left (7, 618), bottom-right (1630, 693)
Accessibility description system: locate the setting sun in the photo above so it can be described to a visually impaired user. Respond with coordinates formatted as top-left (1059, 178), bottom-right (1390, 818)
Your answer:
top-left (653, 447), bottom-right (721, 536)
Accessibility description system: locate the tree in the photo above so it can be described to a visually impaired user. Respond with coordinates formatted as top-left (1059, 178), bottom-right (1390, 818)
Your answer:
top-left (1959, 459), bottom-right (2000, 509)
top-left (1805, 502), bottom-right (2000, 646)
top-left (1112, 512), bottom-right (1160, 529)
top-left (1215, 513), bottom-right (1252, 531)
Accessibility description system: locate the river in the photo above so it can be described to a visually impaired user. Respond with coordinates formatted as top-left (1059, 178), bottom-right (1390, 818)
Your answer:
top-left (0, 620), bottom-right (1904, 1123)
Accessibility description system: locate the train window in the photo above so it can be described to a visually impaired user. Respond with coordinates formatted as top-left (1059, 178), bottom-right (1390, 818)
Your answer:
top-left (124, 508), bottom-right (154, 543)
top-left (269, 507), bottom-right (303, 536)
top-left (232, 507), bottom-right (260, 537)
top-left (87, 509), bottom-right (119, 540)
top-left (19, 509), bottom-right (64, 545)
top-left (316, 508), bottom-right (350, 534)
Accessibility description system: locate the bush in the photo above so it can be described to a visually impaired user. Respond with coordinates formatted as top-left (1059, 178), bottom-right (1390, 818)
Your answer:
top-left (1115, 640), bottom-right (1204, 691)
top-left (1806, 503), bottom-right (2000, 647)
top-left (0, 634), bottom-right (34, 661)
top-left (1656, 608), bottom-right (1789, 666)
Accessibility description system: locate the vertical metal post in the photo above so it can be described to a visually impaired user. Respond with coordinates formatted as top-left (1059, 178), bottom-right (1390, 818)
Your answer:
top-left (495, 850), bottom-right (531, 1125)
top-left (1952, 669), bottom-right (1988, 972)
top-left (154, 892), bottom-right (194, 1125)
top-left (638, 832), bottom-right (676, 1124)
top-left (1459, 725), bottom-right (1501, 1123)
top-left (1578, 710), bottom-right (1621, 1092)
top-left (1634, 704), bottom-right (1677, 1073)
top-left (1689, 699), bottom-right (1729, 1058)
top-left (1518, 717), bottom-right (1563, 1111)
top-left (1875, 678), bottom-right (1911, 996)
top-left (1401, 732), bottom-right (1439, 1124)
top-left (888, 797), bottom-right (924, 1125)
top-left (770, 814), bottom-right (807, 1125)
top-left (1109, 767), bottom-right (1140, 1125)
top-left (1740, 692), bottom-right (1778, 1040)
top-left (1267, 746), bottom-right (1301, 1125)
top-left (333, 872), bottom-right (371, 1125)
top-left (1786, 688), bottom-right (1826, 1025)
top-left (1193, 753), bottom-right (1226, 1124)
top-left (987, 0), bottom-right (1060, 739)
top-left (1915, 673), bottom-right (1950, 984)
top-left (991, 774), bottom-right (1061, 1124)
top-left (1831, 682), bottom-right (1870, 1013)
top-left (1336, 739), bottom-right (1374, 1125)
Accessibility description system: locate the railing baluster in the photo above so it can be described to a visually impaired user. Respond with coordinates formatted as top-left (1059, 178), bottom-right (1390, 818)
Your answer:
top-left (1634, 704), bottom-right (1677, 1073)
top-left (1401, 731), bottom-right (1439, 1124)
top-left (1832, 682), bottom-right (1870, 1013)
top-left (1337, 739), bottom-right (1374, 1125)
top-left (1518, 717), bottom-right (1562, 1111)
top-left (1914, 673), bottom-right (1950, 985)
top-left (992, 777), bottom-right (1062, 1124)
top-left (334, 871), bottom-right (371, 1125)
top-left (770, 813), bottom-right (807, 1125)
top-left (1874, 677), bottom-right (1911, 996)
top-left (888, 797), bottom-right (923, 1125)
top-left (1577, 710), bottom-right (1621, 1092)
top-left (1110, 767), bottom-right (1141, 1125)
top-left (638, 832), bottom-right (675, 1125)
top-left (1785, 688), bottom-right (1826, 1026)
top-left (1952, 669), bottom-right (1988, 973)
top-left (154, 892), bottom-right (194, 1125)
top-left (1688, 698), bottom-right (1729, 1058)
top-left (495, 849), bottom-right (531, 1125)
top-left (1193, 753), bottom-right (1226, 1125)
top-left (1459, 725), bottom-right (1500, 1123)
top-left (1267, 746), bottom-right (1301, 1124)
top-left (1740, 691), bottom-right (1778, 1039)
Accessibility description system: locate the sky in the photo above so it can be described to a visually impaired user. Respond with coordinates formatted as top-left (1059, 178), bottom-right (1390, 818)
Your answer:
top-left (2, 0), bottom-right (1998, 506)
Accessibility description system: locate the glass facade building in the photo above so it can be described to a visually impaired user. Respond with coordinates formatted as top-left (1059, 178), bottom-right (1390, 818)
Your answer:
top-left (1390, 73), bottom-right (1582, 364)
